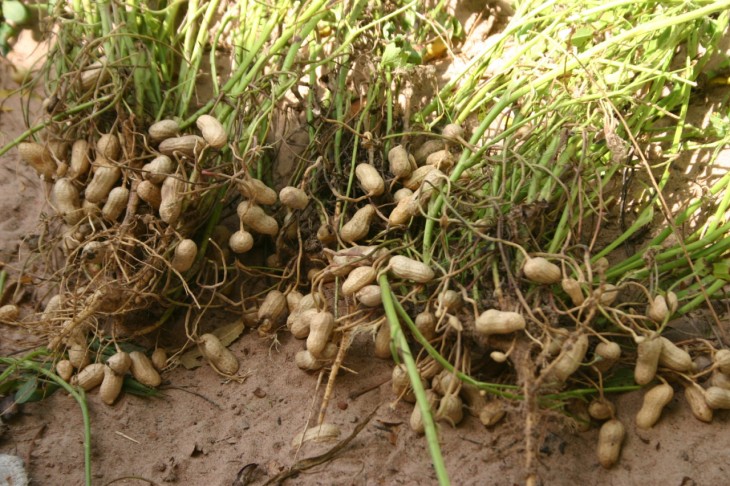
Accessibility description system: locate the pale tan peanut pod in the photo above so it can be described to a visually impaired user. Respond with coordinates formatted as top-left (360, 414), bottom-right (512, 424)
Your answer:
top-left (393, 187), bottom-right (413, 203)
top-left (446, 315), bottom-right (463, 332)
top-left (342, 266), bottom-right (376, 296)
top-left (61, 228), bottom-right (82, 253)
top-left (389, 255), bottom-right (435, 283)
top-left (413, 139), bottom-right (443, 165)
top-left (432, 370), bottom-right (459, 396)
top-left (68, 342), bottom-right (90, 369)
top-left (19, 142), bottom-right (57, 179)
top-left (47, 140), bottom-right (69, 166)
top-left (440, 290), bottom-right (461, 310)
top-left (355, 163), bottom-right (385, 196)
top-left (418, 357), bottom-right (443, 381)
top-left (71, 363), bottom-right (105, 391)
top-left (442, 123), bottom-right (465, 140)
top-left (475, 309), bottom-right (525, 336)
top-left (159, 135), bottom-right (206, 158)
top-left (326, 262), bottom-right (354, 278)
top-left (331, 245), bottom-right (382, 266)
top-left (137, 180), bottom-right (162, 209)
top-left (356, 285), bottom-right (382, 307)
top-left (593, 257), bottom-right (610, 274)
top-left (588, 399), bottom-right (615, 420)
top-left (0, 304), bottom-right (19, 321)
top-left (636, 383), bottom-right (674, 429)
top-left (199, 333), bottom-right (239, 375)
top-left (291, 308), bottom-right (318, 339)
top-left (460, 383), bottom-right (486, 417)
top-left (78, 58), bottom-right (108, 90)
top-left (129, 351), bottom-right (162, 387)
top-left (229, 230), bottom-right (254, 254)
top-left (56, 161), bottom-right (69, 177)
top-left (69, 140), bottom-right (90, 179)
top-left (594, 283), bottom-right (619, 306)
top-left (523, 257), bottom-right (561, 284)
top-left (388, 194), bottom-right (420, 225)
top-left (705, 386), bottom-right (730, 409)
top-left (307, 311), bottom-right (335, 358)
top-left (159, 176), bottom-right (187, 224)
top-left (436, 392), bottom-right (464, 426)
top-left (295, 349), bottom-right (324, 371)
top-left (82, 199), bottom-right (101, 222)
top-left (684, 384), bottom-right (712, 422)
top-left (666, 291), bottom-right (679, 314)
top-left (171, 239), bottom-right (197, 273)
top-left (415, 311), bottom-right (437, 341)
top-left (594, 341), bottom-right (622, 373)
top-left (425, 149), bottom-right (454, 171)
top-left (148, 119), bottom-right (180, 143)
top-left (634, 333), bottom-right (663, 385)
top-left (96, 133), bottom-right (120, 160)
top-left (647, 295), bottom-right (669, 323)
top-left (102, 186), bottom-right (129, 221)
top-left (403, 165), bottom-right (435, 190)
top-left (392, 363), bottom-right (416, 402)
top-left (85, 160), bottom-right (121, 203)
top-left (714, 349), bottom-right (730, 374)
top-left (279, 186), bottom-right (309, 210)
top-left (239, 178), bottom-right (277, 205)
top-left (237, 200), bottom-right (279, 236)
top-left (561, 278), bottom-right (584, 306)
top-left (410, 389), bottom-right (439, 434)
top-left (597, 419), bottom-right (625, 469)
top-left (374, 322), bottom-right (391, 359)
top-left (543, 334), bottom-right (589, 383)
top-left (100, 366), bottom-right (125, 405)
top-left (297, 293), bottom-right (323, 314)
top-left (292, 423), bottom-right (340, 446)
top-left (316, 223), bottom-right (336, 244)
top-left (42, 294), bottom-right (63, 321)
top-left (658, 337), bottom-right (692, 371)
top-left (56, 360), bottom-right (73, 382)
top-left (196, 114), bottom-right (227, 149)
top-left (286, 291), bottom-right (304, 315)
top-left (387, 144), bottom-right (413, 178)
top-left (151, 348), bottom-right (168, 371)
top-left (479, 400), bottom-right (507, 427)
top-left (490, 351), bottom-right (508, 363)
top-left (340, 205), bottom-right (375, 243)
top-left (258, 290), bottom-right (288, 332)
top-left (143, 155), bottom-right (175, 184)
top-left (414, 168), bottom-right (445, 203)
top-left (106, 351), bottom-right (131, 375)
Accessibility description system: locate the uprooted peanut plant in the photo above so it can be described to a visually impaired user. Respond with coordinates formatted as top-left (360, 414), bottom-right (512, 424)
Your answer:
top-left (2, 1), bottom-right (730, 484)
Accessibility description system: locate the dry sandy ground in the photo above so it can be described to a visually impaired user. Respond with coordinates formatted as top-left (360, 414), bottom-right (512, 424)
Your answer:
top-left (2, 6), bottom-right (730, 486)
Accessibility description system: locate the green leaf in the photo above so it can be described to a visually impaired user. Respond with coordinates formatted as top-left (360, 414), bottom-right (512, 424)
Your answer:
top-left (0, 23), bottom-right (15, 57)
top-left (713, 261), bottom-right (730, 281)
top-left (604, 367), bottom-right (636, 388)
top-left (572, 26), bottom-right (594, 49)
top-left (2, 1), bottom-right (29, 25)
top-left (380, 42), bottom-right (407, 69)
top-left (14, 375), bottom-right (38, 404)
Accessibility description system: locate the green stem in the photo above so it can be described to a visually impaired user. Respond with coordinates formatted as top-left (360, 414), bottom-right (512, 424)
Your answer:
top-left (1, 355), bottom-right (92, 486)
top-left (379, 274), bottom-right (450, 486)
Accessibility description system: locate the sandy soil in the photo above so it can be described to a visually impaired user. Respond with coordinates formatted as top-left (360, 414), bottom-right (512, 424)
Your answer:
top-left (2, 5), bottom-right (730, 486)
